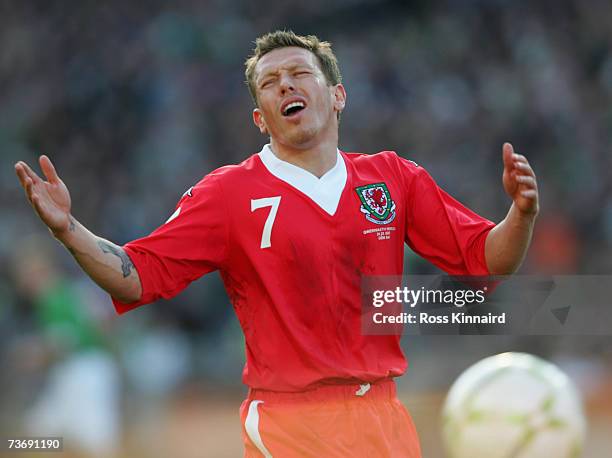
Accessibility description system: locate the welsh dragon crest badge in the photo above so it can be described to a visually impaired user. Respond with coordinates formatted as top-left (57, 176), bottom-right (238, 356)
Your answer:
top-left (355, 183), bottom-right (396, 225)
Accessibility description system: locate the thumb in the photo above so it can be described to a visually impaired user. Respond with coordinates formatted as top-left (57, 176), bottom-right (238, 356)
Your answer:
top-left (502, 142), bottom-right (514, 170)
top-left (39, 155), bottom-right (61, 183)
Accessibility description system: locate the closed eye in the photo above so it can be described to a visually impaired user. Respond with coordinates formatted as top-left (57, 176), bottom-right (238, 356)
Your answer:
top-left (260, 77), bottom-right (277, 89)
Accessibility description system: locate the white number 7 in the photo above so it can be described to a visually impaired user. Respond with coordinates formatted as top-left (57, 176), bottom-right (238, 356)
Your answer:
top-left (251, 196), bottom-right (281, 249)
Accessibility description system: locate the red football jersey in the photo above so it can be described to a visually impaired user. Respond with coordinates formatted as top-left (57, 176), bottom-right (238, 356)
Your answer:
top-left (112, 147), bottom-right (494, 391)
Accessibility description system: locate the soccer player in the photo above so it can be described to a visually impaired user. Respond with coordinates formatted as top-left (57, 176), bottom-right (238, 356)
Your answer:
top-left (15, 31), bottom-right (539, 457)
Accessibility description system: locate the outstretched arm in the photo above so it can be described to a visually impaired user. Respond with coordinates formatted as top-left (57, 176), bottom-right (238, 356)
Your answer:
top-left (15, 155), bottom-right (142, 303)
top-left (485, 143), bottom-right (539, 275)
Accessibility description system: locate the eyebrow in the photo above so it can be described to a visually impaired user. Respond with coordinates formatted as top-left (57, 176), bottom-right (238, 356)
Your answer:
top-left (257, 63), bottom-right (313, 83)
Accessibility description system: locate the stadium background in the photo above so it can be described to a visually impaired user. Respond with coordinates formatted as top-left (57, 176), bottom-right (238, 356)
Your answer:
top-left (1, 0), bottom-right (611, 456)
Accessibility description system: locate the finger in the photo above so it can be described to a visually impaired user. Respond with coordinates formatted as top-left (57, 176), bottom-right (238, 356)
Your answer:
top-left (516, 175), bottom-right (537, 188)
top-left (503, 143), bottom-right (514, 169)
top-left (15, 163), bottom-right (30, 188)
top-left (24, 178), bottom-right (45, 215)
top-left (28, 189), bottom-right (45, 218)
top-left (31, 194), bottom-right (45, 215)
top-left (24, 176), bottom-right (36, 202)
top-left (39, 155), bottom-right (59, 184)
top-left (520, 189), bottom-right (538, 199)
top-left (512, 153), bottom-right (529, 164)
top-left (18, 161), bottom-right (43, 184)
top-left (514, 161), bottom-right (536, 177)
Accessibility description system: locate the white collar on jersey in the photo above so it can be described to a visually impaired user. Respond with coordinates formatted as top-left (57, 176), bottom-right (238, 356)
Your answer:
top-left (258, 144), bottom-right (347, 216)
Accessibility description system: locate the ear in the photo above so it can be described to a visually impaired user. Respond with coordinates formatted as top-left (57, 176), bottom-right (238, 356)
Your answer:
top-left (332, 83), bottom-right (347, 114)
top-left (253, 108), bottom-right (269, 135)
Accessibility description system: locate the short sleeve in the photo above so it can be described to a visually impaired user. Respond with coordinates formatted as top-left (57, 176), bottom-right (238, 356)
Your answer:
top-left (401, 157), bottom-right (494, 275)
top-left (112, 174), bottom-right (228, 314)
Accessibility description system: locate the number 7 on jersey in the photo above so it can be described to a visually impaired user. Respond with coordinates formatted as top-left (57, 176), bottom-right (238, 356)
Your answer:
top-left (251, 196), bottom-right (281, 249)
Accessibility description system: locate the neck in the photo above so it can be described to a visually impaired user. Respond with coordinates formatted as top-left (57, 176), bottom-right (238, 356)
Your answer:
top-left (269, 136), bottom-right (338, 178)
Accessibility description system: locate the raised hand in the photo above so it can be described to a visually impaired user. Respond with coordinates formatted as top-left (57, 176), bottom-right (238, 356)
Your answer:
top-left (502, 143), bottom-right (539, 216)
top-left (15, 155), bottom-right (72, 235)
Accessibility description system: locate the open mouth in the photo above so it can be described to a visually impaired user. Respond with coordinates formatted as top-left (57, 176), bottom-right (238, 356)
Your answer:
top-left (282, 101), bottom-right (306, 117)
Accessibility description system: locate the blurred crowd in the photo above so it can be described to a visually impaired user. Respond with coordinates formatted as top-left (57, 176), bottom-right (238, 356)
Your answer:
top-left (1, 0), bottom-right (611, 455)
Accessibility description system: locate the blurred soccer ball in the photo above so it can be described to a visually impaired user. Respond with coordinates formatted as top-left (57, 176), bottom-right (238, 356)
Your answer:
top-left (442, 352), bottom-right (586, 458)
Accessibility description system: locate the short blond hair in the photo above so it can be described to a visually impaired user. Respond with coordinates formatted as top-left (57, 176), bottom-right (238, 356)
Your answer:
top-left (245, 30), bottom-right (342, 105)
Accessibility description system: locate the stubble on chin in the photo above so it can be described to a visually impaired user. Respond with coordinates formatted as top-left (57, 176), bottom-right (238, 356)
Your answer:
top-left (288, 126), bottom-right (318, 146)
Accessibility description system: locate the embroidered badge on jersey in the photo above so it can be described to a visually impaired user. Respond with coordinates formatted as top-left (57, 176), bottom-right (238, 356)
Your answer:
top-left (355, 183), bottom-right (397, 225)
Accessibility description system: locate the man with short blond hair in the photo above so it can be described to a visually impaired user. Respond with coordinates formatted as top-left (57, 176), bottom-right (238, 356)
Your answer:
top-left (16, 29), bottom-right (538, 457)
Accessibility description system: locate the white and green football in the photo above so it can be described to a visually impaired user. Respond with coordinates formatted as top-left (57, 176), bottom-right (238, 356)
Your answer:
top-left (442, 352), bottom-right (587, 458)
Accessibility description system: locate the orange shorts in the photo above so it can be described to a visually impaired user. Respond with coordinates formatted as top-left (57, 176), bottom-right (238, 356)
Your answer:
top-left (240, 379), bottom-right (421, 457)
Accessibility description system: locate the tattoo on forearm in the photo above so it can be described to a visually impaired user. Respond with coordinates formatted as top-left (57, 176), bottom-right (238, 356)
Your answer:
top-left (98, 241), bottom-right (134, 278)
top-left (68, 217), bottom-right (75, 232)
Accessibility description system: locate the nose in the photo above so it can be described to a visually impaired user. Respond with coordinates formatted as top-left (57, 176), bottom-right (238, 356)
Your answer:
top-left (279, 73), bottom-right (295, 95)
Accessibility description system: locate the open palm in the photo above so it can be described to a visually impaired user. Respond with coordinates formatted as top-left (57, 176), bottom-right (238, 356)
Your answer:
top-left (15, 155), bottom-right (72, 234)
